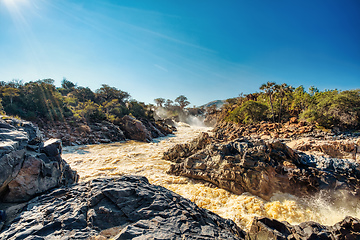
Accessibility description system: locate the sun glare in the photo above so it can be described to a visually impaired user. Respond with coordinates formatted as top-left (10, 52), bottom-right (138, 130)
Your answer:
top-left (3, 0), bottom-right (28, 8)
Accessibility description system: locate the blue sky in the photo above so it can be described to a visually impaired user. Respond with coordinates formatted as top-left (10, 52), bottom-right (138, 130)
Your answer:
top-left (1, 0), bottom-right (359, 106)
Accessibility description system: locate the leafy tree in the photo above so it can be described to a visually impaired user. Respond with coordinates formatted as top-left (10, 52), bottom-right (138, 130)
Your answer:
top-left (95, 84), bottom-right (130, 104)
top-left (127, 100), bottom-right (147, 119)
top-left (290, 86), bottom-right (311, 116)
top-left (1, 87), bottom-right (20, 106)
top-left (58, 78), bottom-right (76, 96)
top-left (164, 99), bottom-right (173, 108)
top-left (154, 98), bottom-right (165, 107)
top-left (227, 100), bottom-right (268, 124)
top-left (275, 83), bottom-right (293, 122)
top-left (74, 100), bottom-right (106, 122)
top-left (175, 95), bottom-right (190, 109)
top-left (260, 81), bottom-right (276, 122)
top-left (72, 87), bottom-right (96, 103)
top-left (302, 89), bottom-right (360, 129)
top-left (0, 98), bottom-right (4, 114)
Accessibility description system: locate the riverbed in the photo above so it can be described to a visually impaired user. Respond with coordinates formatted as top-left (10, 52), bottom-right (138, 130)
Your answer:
top-left (63, 124), bottom-right (360, 230)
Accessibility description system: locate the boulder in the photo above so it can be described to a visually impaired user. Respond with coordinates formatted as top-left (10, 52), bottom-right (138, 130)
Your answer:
top-left (0, 117), bottom-right (78, 203)
top-left (119, 115), bottom-right (153, 142)
top-left (0, 175), bottom-right (245, 239)
top-left (246, 216), bottom-right (360, 240)
top-left (165, 136), bottom-right (360, 200)
top-left (41, 120), bottom-right (126, 146)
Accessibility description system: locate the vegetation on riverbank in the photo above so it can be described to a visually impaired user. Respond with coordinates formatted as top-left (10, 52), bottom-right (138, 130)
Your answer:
top-left (220, 82), bottom-right (360, 130)
top-left (0, 79), bottom-right (153, 127)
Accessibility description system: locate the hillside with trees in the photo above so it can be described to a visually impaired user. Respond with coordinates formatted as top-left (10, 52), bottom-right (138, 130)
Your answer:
top-left (0, 79), bottom-right (153, 126)
top-left (219, 82), bottom-right (360, 130)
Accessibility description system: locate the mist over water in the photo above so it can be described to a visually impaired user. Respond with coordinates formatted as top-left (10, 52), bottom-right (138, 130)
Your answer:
top-left (62, 125), bottom-right (360, 230)
top-left (155, 107), bottom-right (206, 127)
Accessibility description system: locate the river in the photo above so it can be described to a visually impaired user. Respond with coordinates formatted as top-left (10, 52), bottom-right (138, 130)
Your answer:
top-left (63, 124), bottom-right (360, 230)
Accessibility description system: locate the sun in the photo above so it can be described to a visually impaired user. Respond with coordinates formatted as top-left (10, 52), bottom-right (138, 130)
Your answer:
top-left (3, 0), bottom-right (28, 8)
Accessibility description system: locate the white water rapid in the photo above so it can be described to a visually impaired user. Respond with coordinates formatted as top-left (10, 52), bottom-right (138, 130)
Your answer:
top-left (63, 124), bottom-right (360, 230)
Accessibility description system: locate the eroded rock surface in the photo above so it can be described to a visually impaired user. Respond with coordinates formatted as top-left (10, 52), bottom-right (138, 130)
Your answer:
top-left (246, 216), bottom-right (360, 240)
top-left (0, 175), bottom-right (245, 240)
top-left (0, 117), bottom-right (78, 203)
top-left (165, 135), bottom-right (360, 200)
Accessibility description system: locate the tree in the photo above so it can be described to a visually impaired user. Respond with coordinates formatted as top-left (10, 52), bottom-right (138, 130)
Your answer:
top-left (154, 98), bottom-right (165, 107)
top-left (275, 83), bottom-right (293, 123)
top-left (164, 99), bottom-right (173, 108)
top-left (260, 82), bottom-right (277, 122)
top-left (95, 84), bottom-right (130, 104)
top-left (175, 95), bottom-right (190, 109)
top-left (1, 87), bottom-right (19, 106)
top-left (227, 100), bottom-right (268, 124)
top-left (61, 78), bottom-right (76, 90)
top-left (290, 86), bottom-right (311, 116)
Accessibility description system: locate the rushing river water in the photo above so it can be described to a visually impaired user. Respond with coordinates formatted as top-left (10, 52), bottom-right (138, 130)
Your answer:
top-left (63, 124), bottom-right (360, 230)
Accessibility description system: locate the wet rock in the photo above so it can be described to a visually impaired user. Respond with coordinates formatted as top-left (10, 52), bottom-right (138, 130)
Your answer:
top-left (246, 216), bottom-right (360, 240)
top-left (0, 117), bottom-right (78, 203)
top-left (163, 132), bottom-right (212, 162)
top-left (119, 115), bottom-right (153, 142)
top-left (165, 136), bottom-right (360, 200)
top-left (140, 118), bottom-right (169, 138)
top-left (0, 175), bottom-right (245, 240)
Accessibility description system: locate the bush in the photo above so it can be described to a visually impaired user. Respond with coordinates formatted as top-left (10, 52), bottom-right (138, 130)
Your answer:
top-left (227, 100), bottom-right (268, 124)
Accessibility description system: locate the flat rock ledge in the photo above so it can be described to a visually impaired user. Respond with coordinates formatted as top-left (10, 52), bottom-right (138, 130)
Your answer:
top-left (0, 175), bottom-right (245, 240)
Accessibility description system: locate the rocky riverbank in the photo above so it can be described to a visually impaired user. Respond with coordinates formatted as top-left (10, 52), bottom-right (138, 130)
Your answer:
top-left (214, 120), bottom-right (360, 159)
top-left (1, 116), bottom-right (360, 239)
top-left (164, 132), bottom-right (360, 200)
top-left (39, 115), bottom-right (176, 146)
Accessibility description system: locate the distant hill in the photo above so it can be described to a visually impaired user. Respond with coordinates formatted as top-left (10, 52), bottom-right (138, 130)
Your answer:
top-left (199, 100), bottom-right (225, 109)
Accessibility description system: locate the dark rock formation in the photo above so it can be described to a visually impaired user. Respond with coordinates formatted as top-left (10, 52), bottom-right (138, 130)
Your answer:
top-left (42, 120), bottom-right (126, 146)
top-left (0, 117), bottom-right (78, 203)
top-left (119, 115), bottom-right (153, 142)
top-left (0, 175), bottom-right (245, 239)
top-left (165, 135), bottom-right (360, 200)
top-left (246, 216), bottom-right (360, 240)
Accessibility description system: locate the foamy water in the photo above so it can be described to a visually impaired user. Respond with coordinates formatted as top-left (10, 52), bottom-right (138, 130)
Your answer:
top-left (63, 124), bottom-right (360, 230)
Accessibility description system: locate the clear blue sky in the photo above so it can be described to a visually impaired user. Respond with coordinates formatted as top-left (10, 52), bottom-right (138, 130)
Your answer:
top-left (1, 0), bottom-right (359, 106)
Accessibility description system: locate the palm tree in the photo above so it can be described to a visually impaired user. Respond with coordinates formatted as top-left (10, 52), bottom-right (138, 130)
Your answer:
top-left (260, 81), bottom-right (276, 122)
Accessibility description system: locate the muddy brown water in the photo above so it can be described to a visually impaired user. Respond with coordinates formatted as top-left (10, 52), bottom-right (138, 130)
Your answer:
top-left (63, 123), bottom-right (360, 230)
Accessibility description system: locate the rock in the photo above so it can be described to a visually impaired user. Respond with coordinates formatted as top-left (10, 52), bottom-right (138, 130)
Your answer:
top-left (287, 137), bottom-right (360, 160)
top-left (119, 115), bottom-right (153, 142)
top-left (0, 117), bottom-right (78, 203)
top-left (246, 216), bottom-right (360, 240)
top-left (140, 118), bottom-right (166, 138)
top-left (165, 135), bottom-right (360, 200)
top-left (0, 175), bottom-right (246, 239)
top-left (41, 120), bottom-right (126, 146)
top-left (163, 132), bottom-right (212, 162)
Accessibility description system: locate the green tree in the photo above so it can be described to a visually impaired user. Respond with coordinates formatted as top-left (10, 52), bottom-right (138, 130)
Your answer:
top-left (1, 87), bottom-right (20, 106)
top-left (175, 95), bottom-right (190, 109)
top-left (95, 84), bottom-right (130, 104)
top-left (260, 81), bottom-right (276, 122)
top-left (227, 100), bottom-right (268, 124)
top-left (275, 83), bottom-right (293, 122)
top-left (154, 98), bottom-right (165, 107)
top-left (164, 99), bottom-right (173, 108)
